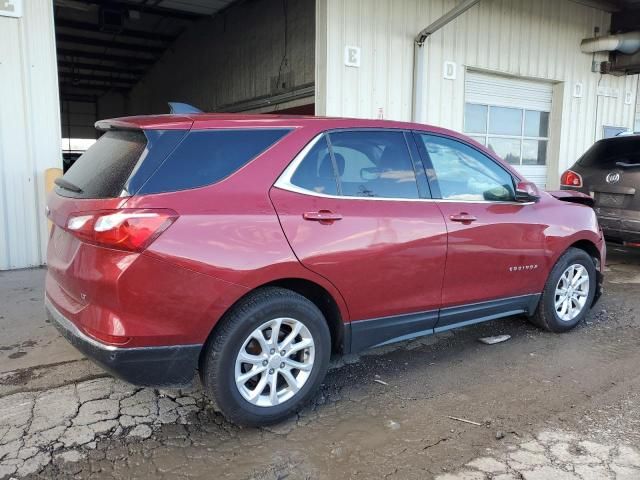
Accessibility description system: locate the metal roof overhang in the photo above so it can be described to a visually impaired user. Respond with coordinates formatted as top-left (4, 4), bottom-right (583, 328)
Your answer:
top-left (54, 0), bottom-right (239, 102)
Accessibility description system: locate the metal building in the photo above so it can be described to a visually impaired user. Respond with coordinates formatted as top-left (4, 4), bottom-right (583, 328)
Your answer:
top-left (0, 1), bottom-right (61, 270)
top-left (1, 0), bottom-right (639, 270)
top-left (317, 0), bottom-right (639, 188)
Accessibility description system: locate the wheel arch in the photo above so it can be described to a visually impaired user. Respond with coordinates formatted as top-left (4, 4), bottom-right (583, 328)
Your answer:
top-left (561, 238), bottom-right (604, 307)
top-left (199, 277), bottom-right (348, 372)
top-left (263, 278), bottom-right (347, 355)
top-left (568, 239), bottom-right (602, 270)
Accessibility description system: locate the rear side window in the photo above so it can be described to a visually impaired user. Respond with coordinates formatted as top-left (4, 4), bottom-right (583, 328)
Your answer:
top-left (140, 129), bottom-right (291, 194)
top-left (329, 130), bottom-right (420, 199)
top-left (58, 130), bottom-right (147, 198)
top-left (288, 130), bottom-right (420, 199)
top-left (578, 137), bottom-right (640, 168)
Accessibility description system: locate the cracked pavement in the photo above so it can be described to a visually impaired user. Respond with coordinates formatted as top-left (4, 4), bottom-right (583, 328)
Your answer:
top-left (0, 247), bottom-right (639, 479)
top-left (437, 430), bottom-right (640, 480)
top-left (0, 377), bottom-right (204, 478)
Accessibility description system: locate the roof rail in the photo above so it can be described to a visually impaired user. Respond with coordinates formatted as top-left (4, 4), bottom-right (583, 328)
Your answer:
top-left (168, 102), bottom-right (203, 114)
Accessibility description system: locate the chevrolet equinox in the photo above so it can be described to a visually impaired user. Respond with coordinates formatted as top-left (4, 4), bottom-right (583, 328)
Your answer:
top-left (46, 114), bottom-right (605, 426)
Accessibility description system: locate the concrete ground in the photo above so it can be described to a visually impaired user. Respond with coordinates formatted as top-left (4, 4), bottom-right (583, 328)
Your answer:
top-left (0, 246), bottom-right (639, 479)
top-left (0, 268), bottom-right (82, 374)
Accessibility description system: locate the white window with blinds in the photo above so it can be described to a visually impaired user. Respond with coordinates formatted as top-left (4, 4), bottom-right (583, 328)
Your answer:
top-left (464, 70), bottom-right (553, 189)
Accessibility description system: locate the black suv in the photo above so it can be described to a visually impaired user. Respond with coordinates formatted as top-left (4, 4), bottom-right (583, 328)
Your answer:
top-left (561, 135), bottom-right (640, 246)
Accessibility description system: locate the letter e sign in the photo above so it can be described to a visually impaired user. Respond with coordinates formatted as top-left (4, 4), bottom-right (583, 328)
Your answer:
top-left (344, 46), bottom-right (361, 68)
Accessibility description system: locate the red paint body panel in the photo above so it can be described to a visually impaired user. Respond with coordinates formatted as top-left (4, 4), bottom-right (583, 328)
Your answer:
top-left (436, 200), bottom-right (549, 307)
top-left (435, 192), bottom-right (604, 307)
top-left (45, 114), bottom-right (605, 355)
top-left (270, 187), bottom-right (447, 320)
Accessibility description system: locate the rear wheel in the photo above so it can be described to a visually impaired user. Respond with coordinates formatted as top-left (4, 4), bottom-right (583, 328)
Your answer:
top-left (529, 247), bottom-right (597, 332)
top-left (200, 287), bottom-right (331, 426)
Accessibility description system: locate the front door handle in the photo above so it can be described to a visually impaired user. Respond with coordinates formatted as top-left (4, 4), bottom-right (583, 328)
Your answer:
top-left (303, 210), bottom-right (343, 224)
top-left (449, 213), bottom-right (477, 223)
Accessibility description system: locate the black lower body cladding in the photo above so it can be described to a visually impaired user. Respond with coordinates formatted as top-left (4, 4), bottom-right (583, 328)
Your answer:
top-left (45, 297), bottom-right (201, 388)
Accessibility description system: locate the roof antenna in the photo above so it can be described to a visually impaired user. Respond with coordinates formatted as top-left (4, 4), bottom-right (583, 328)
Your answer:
top-left (168, 102), bottom-right (203, 114)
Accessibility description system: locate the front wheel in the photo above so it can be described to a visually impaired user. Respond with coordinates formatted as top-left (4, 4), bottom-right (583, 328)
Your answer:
top-left (200, 287), bottom-right (331, 426)
top-left (529, 247), bottom-right (597, 333)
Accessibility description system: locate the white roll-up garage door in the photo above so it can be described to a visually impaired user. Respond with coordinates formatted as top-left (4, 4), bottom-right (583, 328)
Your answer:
top-left (464, 70), bottom-right (553, 188)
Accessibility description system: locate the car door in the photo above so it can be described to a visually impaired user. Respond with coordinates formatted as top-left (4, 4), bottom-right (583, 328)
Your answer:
top-left (414, 133), bottom-right (547, 328)
top-left (270, 129), bottom-right (447, 351)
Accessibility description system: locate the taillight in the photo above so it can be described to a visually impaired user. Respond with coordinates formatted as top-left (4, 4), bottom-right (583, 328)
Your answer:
top-left (82, 325), bottom-right (131, 346)
top-left (560, 170), bottom-right (583, 188)
top-left (66, 209), bottom-right (178, 252)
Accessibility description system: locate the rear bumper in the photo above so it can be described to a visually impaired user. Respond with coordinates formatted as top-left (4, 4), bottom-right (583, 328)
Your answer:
top-left (46, 297), bottom-right (201, 387)
top-left (597, 214), bottom-right (640, 244)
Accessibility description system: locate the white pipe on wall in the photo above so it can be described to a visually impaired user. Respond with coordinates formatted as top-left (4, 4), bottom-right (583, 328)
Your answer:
top-left (412, 0), bottom-right (481, 122)
top-left (580, 31), bottom-right (640, 55)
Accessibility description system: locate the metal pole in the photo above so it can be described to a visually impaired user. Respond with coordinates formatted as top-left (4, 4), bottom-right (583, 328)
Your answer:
top-left (412, 0), bottom-right (481, 122)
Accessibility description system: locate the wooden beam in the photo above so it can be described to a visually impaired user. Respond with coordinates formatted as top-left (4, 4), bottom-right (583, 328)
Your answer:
top-left (59, 81), bottom-right (131, 93)
top-left (55, 18), bottom-right (177, 42)
top-left (59, 72), bottom-right (137, 85)
top-left (76, 0), bottom-right (206, 20)
top-left (56, 34), bottom-right (165, 54)
top-left (58, 60), bottom-right (145, 75)
top-left (57, 48), bottom-right (155, 65)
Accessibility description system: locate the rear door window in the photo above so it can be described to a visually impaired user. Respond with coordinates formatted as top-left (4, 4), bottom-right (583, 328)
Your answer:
top-left (289, 136), bottom-right (339, 195)
top-left (58, 130), bottom-right (147, 198)
top-left (328, 130), bottom-right (420, 199)
top-left (140, 129), bottom-right (291, 194)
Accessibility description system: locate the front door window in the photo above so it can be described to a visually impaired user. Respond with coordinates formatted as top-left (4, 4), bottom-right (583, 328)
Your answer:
top-left (418, 134), bottom-right (515, 202)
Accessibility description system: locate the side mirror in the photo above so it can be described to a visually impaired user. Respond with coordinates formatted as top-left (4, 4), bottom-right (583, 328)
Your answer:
top-left (515, 181), bottom-right (540, 203)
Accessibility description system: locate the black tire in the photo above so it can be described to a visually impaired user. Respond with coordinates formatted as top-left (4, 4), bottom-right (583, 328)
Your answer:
top-left (529, 247), bottom-right (597, 333)
top-left (200, 287), bottom-right (331, 427)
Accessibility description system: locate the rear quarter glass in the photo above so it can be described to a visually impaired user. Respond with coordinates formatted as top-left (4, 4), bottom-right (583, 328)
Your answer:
top-left (137, 128), bottom-right (292, 194)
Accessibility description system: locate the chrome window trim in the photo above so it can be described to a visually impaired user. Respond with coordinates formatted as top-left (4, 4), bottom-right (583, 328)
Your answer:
top-left (273, 132), bottom-right (534, 206)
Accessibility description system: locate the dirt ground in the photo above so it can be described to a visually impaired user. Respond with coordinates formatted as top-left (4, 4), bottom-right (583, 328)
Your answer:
top-left (1, 246), bottom-right (639, 479)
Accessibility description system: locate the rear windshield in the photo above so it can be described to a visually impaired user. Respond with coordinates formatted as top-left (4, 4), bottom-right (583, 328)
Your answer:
top-left (57, 130), bottom-right (147, 199)
top-left (578, 136), bottom-right (640, 168)
top-left (138, 129), bottom-right (291, 194)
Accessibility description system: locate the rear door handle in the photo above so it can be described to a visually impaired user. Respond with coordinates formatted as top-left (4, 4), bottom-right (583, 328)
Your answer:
top-left (303, 210), bottom-right (343, 223)
top-left (449, 213), bottom-right (477, 223)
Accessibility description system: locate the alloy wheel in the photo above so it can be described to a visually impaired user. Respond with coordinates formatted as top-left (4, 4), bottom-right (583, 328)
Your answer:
top-left (554, 264), bottom-right (590, 322)
top-left (234, 318), bottom-right (315, 407)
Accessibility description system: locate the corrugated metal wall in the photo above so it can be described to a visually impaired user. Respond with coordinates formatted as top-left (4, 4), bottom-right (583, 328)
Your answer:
top-left (636, 85), bottom-right (640, 131)
top-left (0, 0), bottom-right (61, 270)
top-left (316, 0), bottom-right (640, 188)
top-left (127, 0), bottom-right (316, 115)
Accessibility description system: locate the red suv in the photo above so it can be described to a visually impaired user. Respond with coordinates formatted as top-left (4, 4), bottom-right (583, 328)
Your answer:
top-left (46, 114), bottom-right (605, 426)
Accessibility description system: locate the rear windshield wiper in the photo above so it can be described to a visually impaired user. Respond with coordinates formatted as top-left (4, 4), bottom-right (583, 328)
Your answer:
top-left (615, 161), bottom-right (640, 168)
top-left (54, 177), bottom-right (83, 193)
